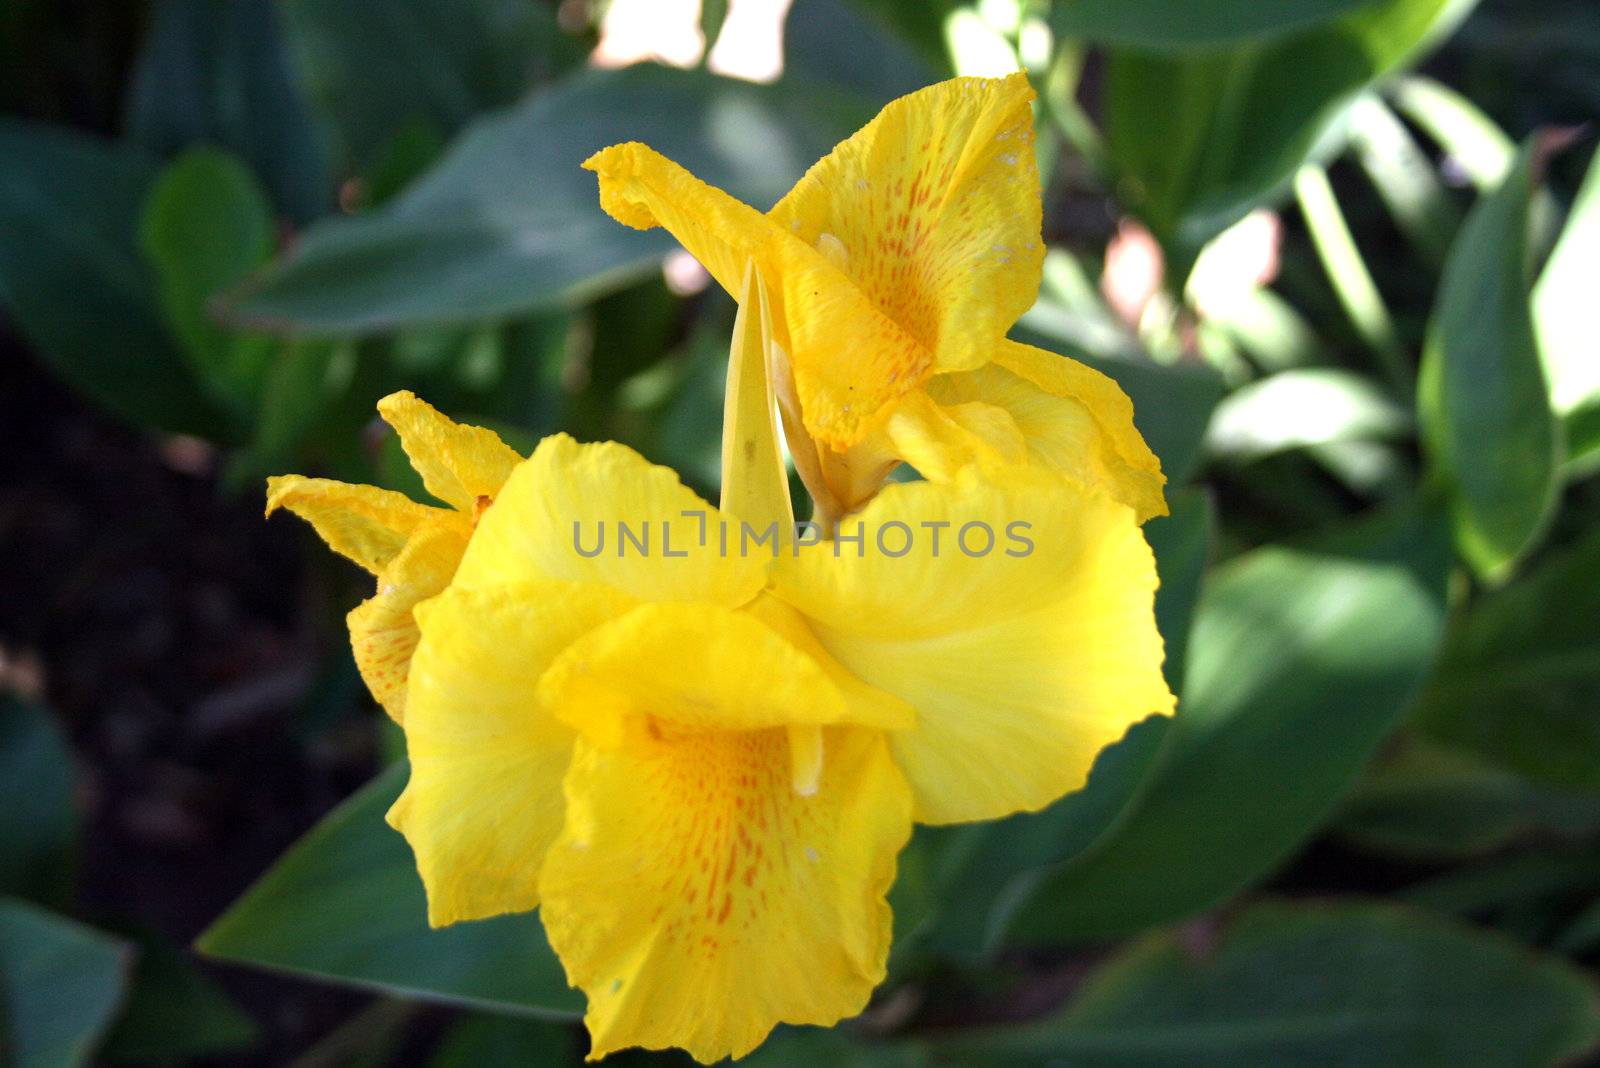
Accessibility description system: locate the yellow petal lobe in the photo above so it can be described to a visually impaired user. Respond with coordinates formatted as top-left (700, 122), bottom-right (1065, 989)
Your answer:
top-left (265, 475), bottom-right (440, 575)
top-left (538, 601), bottom-right (912, 738)
top-left (452, 435), bottom-right (766, 608)
top-left (774, 470), bottom-right (1173, 824)
top-left (539, 726), bottom-right (911, 1063)
top-left (347, 517), bottom-right (469, 723)
top-left (584, 143), bottom-right (933, 449)
top-left (771, 73), bottom-right (1043, 376)
top-left (376, 391), bottom-right (523, 514)
top-left (926, 340), bottom-right (1168, 521)
top-left (388, 580), bottom-right (632, 927)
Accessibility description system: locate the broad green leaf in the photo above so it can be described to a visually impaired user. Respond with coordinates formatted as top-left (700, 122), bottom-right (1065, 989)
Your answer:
top-left (1053, 0), bottom-right (1374, 50)
top-left (230, 65), bottom-right (879, 333)
top-left (1535, 146), bottom-right (1600, 424)
top-left (896, 492), bottom-right (1213, 962)
top-left (1002, 505), bottom-right (1451, 943)
top-left (941, 901), bottom-right (1600, 1067)
top-left (281, 0), bottom-right (581, 172)
top-left (141, 148), bottom-right (277, 414)
top-left (1419, 141), bottom-right (1563, 581)
top-left (1206, 368), bottom-right (1412, 461)
top-left (197, 762), bottom-right (579, 1017)
top-left (1340, 738), bottom-right (1600, 860)
top-left (99, 936), bottom-right (257, 1064)
top-left (1105, 0), bottom-right (1478, 258)
top-left (126, 0), bottom-right (331, 221)
top-left (1413, 526), bottom-right (1600, 791)
top-left (0, 120), bottom-right (229, 438)
top-left (0, 696), bottom-right (76, 909)
top-left (0, 899), bottom-right (132, 1068)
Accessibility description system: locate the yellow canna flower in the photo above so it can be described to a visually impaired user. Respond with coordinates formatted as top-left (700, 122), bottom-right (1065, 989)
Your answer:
top-left (265, 392), bottom-right (521, 722)
top-left (266, 74), bottom-right (1178, 1060)
top-left (585, 73), bottom-right (1167, 526)
top-left (382, 438), bottom-right (1167, 1062)
top-left (360, 273), bottom-right (1167, 1061)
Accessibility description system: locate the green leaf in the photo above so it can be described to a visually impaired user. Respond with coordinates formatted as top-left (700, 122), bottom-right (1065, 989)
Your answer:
top-left (1340, 738), bottom-right (1600, 860)
top-left (426, 1015), bottom-right (574, 1068)
top-left (1413, 526), bottom-right (1600, 792)
top-left (742, 1025), bottom-right (925, 1067)
top-left (126, 0), bottom-right (332, 221)
top-left (197, 762), bottom-right (579, 1017)
top-left (281, 0), bottom-right (581, 173)
top-left (0, 696), bottom-right (76, 909)
top-left (1535, 145), bottom-right (1600, 425)
top-left (905, 491), bottom-right (1214, 961)
top-left (1389, 75), bottom-right (1517, 193)
top-left (786, 0), bottom-right (939, 101)
top-left (1104, 0), bottom-right (1478, 258)
top-left (941, 901), bottom-right (1600, 1067)
top-left (1347, 94), bottom-right (1460, 267)
top-left (100, 936), bottom-right (257, 1064)
top-left (141, 148), bottom-right (277, 414)
top-left (1205, 368), bottom-right (1412, 461)
top-left (230, 65), bottom-right (880, 333)
top-left (1053, 0), bottom-right (1376, 50)
top-left (1001, 505), bottom-right (1451, 943)
top-left (0, 899), bottom-right (133, 1068)
top-left (1419, 141), bottom-right (1563, 581)
top-left (0, 120), bottom-right (229, 438)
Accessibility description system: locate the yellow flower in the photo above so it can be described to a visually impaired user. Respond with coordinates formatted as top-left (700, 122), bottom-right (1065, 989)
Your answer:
top-left (265, 392), bottom-right (521, 722)
top-left (267, 72), bottom-right (1179, 1061)
top-left (384, 437), bottom-right (1167, 1063)
top-left (585, 73), bottom-right (1167, 525)
top-left (377, 273), bottom-right (1169, 1061)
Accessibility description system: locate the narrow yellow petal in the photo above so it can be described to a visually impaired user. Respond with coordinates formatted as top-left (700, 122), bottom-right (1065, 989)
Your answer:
top-left (376, 391), bottom-right (523, 514)
top-left (451, 434), bottom-right (767, 608)
top-left (388, 580), bottom-right (632, 926)
top-left (347, 518), bottom-right (470, 723)
top-left (720, 261), bottom-right (794, 533)
top-left (773, 470), bottom-right (1173, 824)
top-left (537, 601), bottom-right (912, 738)
top-left (927, 340), bottom-right (1168, 521)
top-left (770, 73), bottom-right (1043, 376)
top-left (584, 143), bottom-right (933, 449)
top-left (265, 475), bottom-right (439, 575)
top-left (538, 726), bottom-right (911, 1063)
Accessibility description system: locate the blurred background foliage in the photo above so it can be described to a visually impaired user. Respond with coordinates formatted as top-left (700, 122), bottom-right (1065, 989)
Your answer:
top-left (1, 0), bottom-right (1599, 1064)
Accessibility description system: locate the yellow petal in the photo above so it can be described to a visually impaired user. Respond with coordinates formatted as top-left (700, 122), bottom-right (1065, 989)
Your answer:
top-left (538, 726), bottom-right (911, 1063)
top-left (585, 143), bottom-right (932, 449)
top-left (879, 388), bottom-right (1028, 483)
top-left (451, 434), bottom-right (766, 608)
top-left (265, 475), bottom-right (440, 575)
top-left (376, 391), bottom-right (523, 514)
top-left (346, 518), bottom-right (469, 723)
top-left (720, 261), bottom-right (793, 533)
top-left (773, 470), bottom-right (1173, 824)
top-left (537, 601), bottom-right (913, 742)
top-left (770, 73), bottom-right (1043, 377)
top-left (926, 340), bottom-right (1168, 521)
top-left (388, 580), bottom-right (632, 926)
